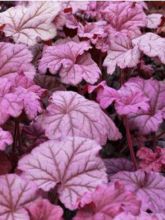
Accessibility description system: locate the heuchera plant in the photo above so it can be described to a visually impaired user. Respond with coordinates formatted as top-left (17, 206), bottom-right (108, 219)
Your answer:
top-left (0, 1), bottom-right (164, 220)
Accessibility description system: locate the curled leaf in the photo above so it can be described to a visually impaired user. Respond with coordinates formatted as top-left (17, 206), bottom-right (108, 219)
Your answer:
top-left (74, 182), bottom-right (141, 220)
top-left (26, 198), bottom-right (63, 220)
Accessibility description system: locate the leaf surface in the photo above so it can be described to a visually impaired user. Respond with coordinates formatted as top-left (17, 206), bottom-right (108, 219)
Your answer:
top-left (39, 40), bottom-right (100, 85)
top-left (39, 91), bottom-right (121, 144)
top-left (111, 170), bottom-right (165, 213)
top-left (0, 42), bottom-right (35, 78)
top-left (0, 174), bottom-right (37, 220)
top-left (133, 33), bottom-right (165, 64)
top-left (103, 35), bottom-right (140, 75)
top-left (26, 198), bottom-right (63, 220)
top-left (128, 77), bottom-right (165, 134)
top-left (74, 182), bottom-right (140, 220)
top-left (18, 137), bottom-right (107, 210)
top-left (0, 2), bottom-right (61, 45)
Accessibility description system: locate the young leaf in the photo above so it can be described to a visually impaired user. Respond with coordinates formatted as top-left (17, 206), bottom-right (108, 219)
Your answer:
top-left (18, 137), bottom-right (107, 210)
top-left (74, 182), bottom-right (141, 220)
top-left (0, 2), bottom-right (61, 46)
top-left (90, 79), bottom-right (149, 116)
top-left (0, 42), bottom-right (35, 78)
top-left (111, 170), bottom-right (165, 213)
top-left (0, 127), bottom-right (13, 151)
top-left (39, 91), bottom-right (121, 144)
top-left (26, 198), bottom-right (63, 220)
top-left (0, 174), bottom-right (37, 220)
top-left (39, 40), bottom-right (101, 85)
top-left (1, 73), bottom-right (45, 121)
top-left (114, 82), bottom-right (149, 116)
top-left (0, 78), bottom-right (22, 125)
top-left (137, 147), bottom-right (165, 172)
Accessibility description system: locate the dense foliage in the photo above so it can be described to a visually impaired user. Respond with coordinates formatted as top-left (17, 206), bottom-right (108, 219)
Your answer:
top-left (0, 1), bottom-right (165, 220)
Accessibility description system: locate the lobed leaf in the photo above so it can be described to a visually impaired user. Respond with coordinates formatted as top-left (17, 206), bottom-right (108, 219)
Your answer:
top-left (18, 137), bottom-right (107, 210)
top-left (0, 2), bottom-right (61, 46)
top-left (39, 91), bottom-right (121, 144)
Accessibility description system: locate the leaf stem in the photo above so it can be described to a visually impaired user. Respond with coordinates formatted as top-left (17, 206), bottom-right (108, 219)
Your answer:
top-left (123, 116), bottom-right (137, 169)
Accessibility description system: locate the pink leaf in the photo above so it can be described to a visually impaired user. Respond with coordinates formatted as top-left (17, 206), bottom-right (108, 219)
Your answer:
top-left (39, 40), bottom-right (100, 85)
top-left (133, 33), bottom-right (165, 64)
top-left (114, 212), bottom-right (162, 220)
top-left (88, 81), bottom-right (118, 109)
top-left (15, 88), bottom-right (42, 120)
top-left (103, 2), bottom-right (147, 38)
top-left (104, 158), bottom-right (135, 180)
top-left (91, 80), bottom-right (149, 115)
top-left (111, 170), bottom-right (165, 213)
top-left (39, 91), bottom-right (121, 144)
top-left (8, 73), bottom-right (45, 120)
top-left (77, 21), bottom-right (105, 40)
top-left (137, 147), bottom-right (165, 172)
top-left (18, 137), bottom-right (107, 210)
top-left (0, 174), bottom-right (37, 220)
top-left (74, 182), bottom-right (141, 220)
top-left (0, 127), bottom-right (13, 151)
top-left (103, 35), bottom-right (140, 75)
top-left (147, 14), bottom-right (162, 29)
top-left (0, 2), bottom-right (61, 46)
top-left (26, 198), bottom-right (63, 220)
top-left (0, 42), bottom-right (35, 78)
top-left (0, 78), bottom-right (22, 125)
top-left (128, 77), bottom-right (165, 134)
top-left (114, 81), bottom-right (149, 116)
